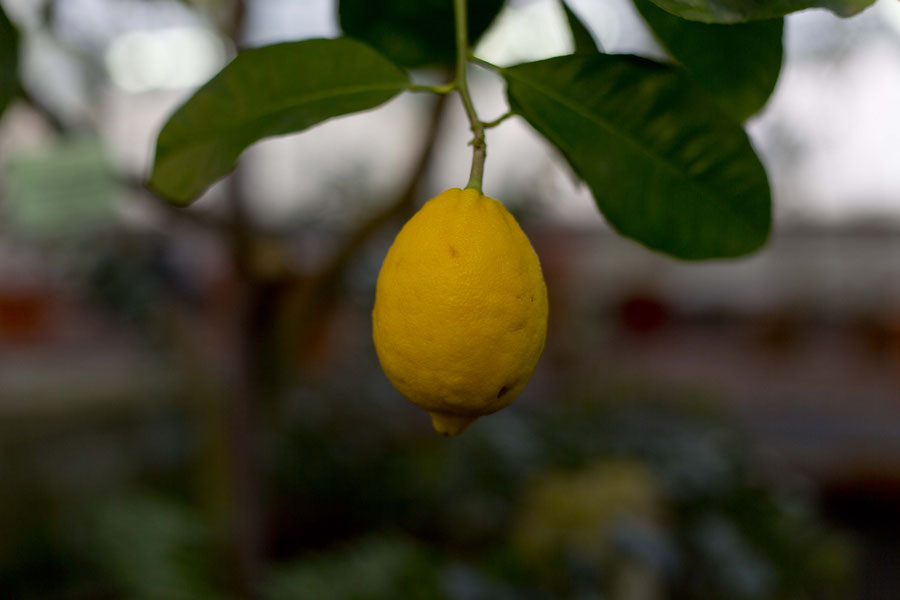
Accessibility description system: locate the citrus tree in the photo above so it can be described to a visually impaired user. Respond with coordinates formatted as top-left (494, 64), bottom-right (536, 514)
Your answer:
top-left (149, 0), bottom-right (785, 259)
top-left (145, 0), bottom-right (868, 430)
top-left (0, 0), bottom-right (873, 597)
top-left (0, 0), bottom-right (875, 428)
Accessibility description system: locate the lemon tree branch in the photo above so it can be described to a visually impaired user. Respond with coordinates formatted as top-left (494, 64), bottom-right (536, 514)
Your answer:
top-left (454, 0), bottom-right (486, 193)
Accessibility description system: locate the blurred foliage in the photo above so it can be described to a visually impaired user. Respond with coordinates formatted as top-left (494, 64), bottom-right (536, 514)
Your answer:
top-left (3, 137), bottom-right (117, 237)
top-left (255, 349), bottom-right (856, 599)
top-left (263, 536), bottom-right (442, 600)
top-left (76, 231), bottom-right (201, 334)
top-left (0, 373), bottom-right (854, 599)
top-left (92, 496), bottom-right (225, 600)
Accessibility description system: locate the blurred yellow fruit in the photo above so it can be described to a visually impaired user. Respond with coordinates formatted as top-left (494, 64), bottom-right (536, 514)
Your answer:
top-left (514, 460), bottom-right (663, 562)
top-left (372, 188), bottom-right (548, 436)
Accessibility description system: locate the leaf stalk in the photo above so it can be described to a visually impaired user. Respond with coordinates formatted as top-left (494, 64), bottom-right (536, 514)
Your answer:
top-left (408, 82), bottom-right (456, 95)
top-left (468, 54), bottom-right (501, 72)
top-left (481, 111), bottom-right (513, 129)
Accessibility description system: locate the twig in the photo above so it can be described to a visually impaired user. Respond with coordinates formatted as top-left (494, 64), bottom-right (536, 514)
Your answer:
top-left (282, 92), bottom-right (450, 355)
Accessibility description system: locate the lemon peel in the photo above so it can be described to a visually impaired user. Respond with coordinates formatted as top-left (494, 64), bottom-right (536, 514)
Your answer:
top-left (372, 188), bottom-right (548, 435)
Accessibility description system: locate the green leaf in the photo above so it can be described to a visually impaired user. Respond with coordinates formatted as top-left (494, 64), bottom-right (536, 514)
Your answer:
top-left (646, 0), bottom-right (874, 23)
top-left (634, 0), bottom-right (782, 121)
top-left (562, 0), bottom-right (601, 54)
top-left (149, 38), bottom-right (409, 205)
top-left (0, 4), bottom-right (20, 119)
top-left (338, 0), bottom-right (505, 69)
top-left (503, 54), bottom-right (771, 259)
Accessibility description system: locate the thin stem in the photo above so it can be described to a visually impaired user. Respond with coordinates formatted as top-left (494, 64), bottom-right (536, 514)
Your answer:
top-left (481, 111), bottom-right (513, 129)
top-left (408, 82), bottom-right (456, 95)
top-left (454, 0), bottom-right (486, 193)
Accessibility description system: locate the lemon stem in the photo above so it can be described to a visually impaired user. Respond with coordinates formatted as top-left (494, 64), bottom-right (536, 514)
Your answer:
top-left (454, 0), bottom-right (486, 194)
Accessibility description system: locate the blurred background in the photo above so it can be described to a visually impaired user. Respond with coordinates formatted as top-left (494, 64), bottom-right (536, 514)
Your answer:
top-left (1, 0), bottom-right (899, 598)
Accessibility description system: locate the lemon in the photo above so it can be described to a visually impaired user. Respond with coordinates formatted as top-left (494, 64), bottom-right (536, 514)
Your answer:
top-left (372, 187), bottom-right (548, 436)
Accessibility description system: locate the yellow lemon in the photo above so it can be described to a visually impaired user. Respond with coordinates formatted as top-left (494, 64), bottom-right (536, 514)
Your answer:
top-left (372, 188), bottom-right (548, 436)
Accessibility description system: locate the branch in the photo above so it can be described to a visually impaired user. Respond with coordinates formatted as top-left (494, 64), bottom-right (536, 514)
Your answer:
top-left (282, 92), bottom-right (451, 350)
top-left (19, 88), bottom-right (67, 135)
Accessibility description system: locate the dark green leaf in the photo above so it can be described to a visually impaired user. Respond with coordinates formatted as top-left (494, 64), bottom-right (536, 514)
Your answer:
top-left (646, 0), bottom-right (874, 23)
top-left (562, 1), bottom-right (601, 54)
top-left (503, 54), bottom-right (771, 259)
top-left (634, 0), bottom-right (782, 121)
top-left (339, 0), bottom-right (505, 69)
top-left (0, 4), bottom-right (20, 119)
top-left (149, 38), bottom-right (409, 205)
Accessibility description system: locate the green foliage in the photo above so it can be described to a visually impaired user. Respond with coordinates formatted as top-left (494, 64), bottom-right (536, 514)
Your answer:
top-left (338, 0), bottom-right (505, 69)
top-left (263, 373), bottom-right (854, 600)
top-left (503, 54), bottom-right (771, 259)
top-left (0, 361), bottom-right (853, 599)
top-left (3, 137), bottom-right (117, 236)
top-left (646, 0), bottom-right (875, 23)
top-left (145, 0), bottom-right (788, 259)
top-left (92, 496), bottom-right (224, 600)
top-left (263, 537), bottom-right (444, 600)
top-left (561, 1), bottom-right (601, 54)
top-left (634, 0), bottom-right (783, 121)
top-left (0, 4), bottom-right (19, 119)
top-left (149, 38), bottom-right (409, 204)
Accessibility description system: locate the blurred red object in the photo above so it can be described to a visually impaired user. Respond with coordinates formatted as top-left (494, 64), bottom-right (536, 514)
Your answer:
top-left (617, 293), bottom-right (671, 335)
top-left (0, 288), bottom-right (54, 343)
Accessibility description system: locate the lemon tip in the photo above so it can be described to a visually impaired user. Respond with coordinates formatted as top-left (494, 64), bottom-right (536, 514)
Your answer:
top-left (428, 412), bottom-right (476, 436)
